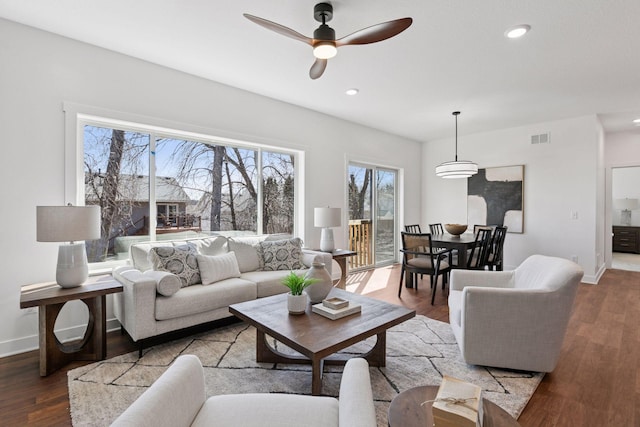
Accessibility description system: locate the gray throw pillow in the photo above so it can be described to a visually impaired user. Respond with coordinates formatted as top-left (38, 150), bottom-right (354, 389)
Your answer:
top-left (260, 238), bottom-right (304, 271)
top-left (149, 243), bottom-right (200, 287)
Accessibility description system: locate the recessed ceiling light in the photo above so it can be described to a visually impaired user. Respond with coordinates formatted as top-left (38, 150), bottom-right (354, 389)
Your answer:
top-left (633, 118), bottom-right (640, 124)
top-left (505, 24), bottom-right (531, 39)
top-left (345, 88), bottom-right (359, 96)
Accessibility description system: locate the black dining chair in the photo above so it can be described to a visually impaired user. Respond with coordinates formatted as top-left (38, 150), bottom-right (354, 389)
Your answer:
top-left (429, 223), bottom-right (444, 235)
top-left (487, 226), bottom-right (508, 271)
top-left (467, 228), bottom-right (493, 270)
top-left (404, 224), bottom-right (422, 233)
top-left (399, 232), bottom-right (452, 304)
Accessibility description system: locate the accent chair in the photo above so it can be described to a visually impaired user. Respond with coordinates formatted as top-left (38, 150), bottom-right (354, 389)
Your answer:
top-left (448, 254), bottom-right (583, 372)
top-left (110, 355), bottom-right (376, 427)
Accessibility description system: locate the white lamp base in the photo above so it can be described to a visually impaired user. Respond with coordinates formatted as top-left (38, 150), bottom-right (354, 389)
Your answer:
top-left (320, 228), bottom-right (335, 252)
top-left (56, 242), bottom-right (89, 288)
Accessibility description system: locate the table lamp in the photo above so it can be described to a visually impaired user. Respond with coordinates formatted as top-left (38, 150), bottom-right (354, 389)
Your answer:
top-left (314, 207), bottom-right (341, 252)
top-left (37, 204), bottom-right (101, 288)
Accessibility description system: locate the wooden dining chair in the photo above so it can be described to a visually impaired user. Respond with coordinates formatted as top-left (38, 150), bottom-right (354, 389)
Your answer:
top-left (487, 226), bottom-right (508, 271)
top-left (404, 224), bottom-right (422, 233)
top-left (466, 228), bottom-right (493, 270)
top-left (399, 232), bottom-right (452, 304)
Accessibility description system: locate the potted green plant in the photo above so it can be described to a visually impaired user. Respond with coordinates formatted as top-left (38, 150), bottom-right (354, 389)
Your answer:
top-left (282, 271), bottom-right (318, 314)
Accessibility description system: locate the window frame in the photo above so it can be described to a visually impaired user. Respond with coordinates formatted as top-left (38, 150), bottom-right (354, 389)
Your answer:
top-left (63, 103), bottom-right (304, 273)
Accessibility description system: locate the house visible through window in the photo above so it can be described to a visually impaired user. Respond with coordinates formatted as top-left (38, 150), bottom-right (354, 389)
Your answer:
top-left (81, 120), bottom-right (297, 266)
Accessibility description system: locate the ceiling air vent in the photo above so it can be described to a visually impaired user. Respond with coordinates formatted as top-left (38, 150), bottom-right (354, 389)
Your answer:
top-left (530, 132), bottom-right (550, 144)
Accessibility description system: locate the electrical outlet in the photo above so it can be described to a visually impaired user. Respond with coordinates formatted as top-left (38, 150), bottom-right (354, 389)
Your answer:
top-left (570, 211), bottom-right (578, 220)
top-left (23, 307), bottom-right (37, 315)
top-left (571, 255), bottom-right (578, 263)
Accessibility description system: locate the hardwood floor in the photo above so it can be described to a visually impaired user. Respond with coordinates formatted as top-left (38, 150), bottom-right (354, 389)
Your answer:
top-left (1, 265), bottom-right (638, 426)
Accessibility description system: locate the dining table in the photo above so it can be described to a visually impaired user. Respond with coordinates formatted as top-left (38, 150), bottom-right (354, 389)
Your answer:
top-left (430, 232), bottom-right (477, 269)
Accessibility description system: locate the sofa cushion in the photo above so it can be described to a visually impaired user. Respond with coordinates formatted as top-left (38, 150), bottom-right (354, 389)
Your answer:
top-left (150, 244), bottom-right (201, 287)
top-left (186, 236), bottom-right (228, 256)
top-left (197, 252), bottom-right (241, 285)
top-left (142, 270), bottom-right (182, 297)
top-left (228, 236), bottom-right (265, 273)
top-left (260, 237), bottom-right (305, 271)
top-left (131, 241), bottom-right (173, 272)
top-left (155, 278), bottom-right (257, 321)
top-left (240, 270), bottom-right (303, 298)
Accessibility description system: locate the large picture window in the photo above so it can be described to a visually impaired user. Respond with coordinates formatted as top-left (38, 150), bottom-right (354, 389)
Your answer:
top-left (76, 116), bottom-right (298, 267)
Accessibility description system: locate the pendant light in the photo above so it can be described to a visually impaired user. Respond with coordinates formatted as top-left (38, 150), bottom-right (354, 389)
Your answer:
top-left (435, 111), bottom-right (478, 179)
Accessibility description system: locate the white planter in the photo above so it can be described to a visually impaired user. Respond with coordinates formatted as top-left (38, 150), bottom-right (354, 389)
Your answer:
top-left (287, 293), bottom-right (308, 315)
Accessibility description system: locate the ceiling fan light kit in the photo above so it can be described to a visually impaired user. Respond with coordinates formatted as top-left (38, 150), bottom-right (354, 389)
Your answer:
top-left (435, 111), bottom-right (478, 179)
top-left (244, 2), bottom-right (412, 79)
top-left (313, 41), bottom-right (337, 59)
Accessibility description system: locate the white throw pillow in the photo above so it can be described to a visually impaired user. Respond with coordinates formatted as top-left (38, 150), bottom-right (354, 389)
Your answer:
top-left (228, 238), bottom-right (263, 273)
top-left (260, 238), bottom-right (304, 271)
top-left (149, 244), bottom-right (201, 287)
top-left (196, 252), bottom-right (242, 285)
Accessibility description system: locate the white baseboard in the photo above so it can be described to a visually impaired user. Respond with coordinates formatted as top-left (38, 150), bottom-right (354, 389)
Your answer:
top-left (0, 317), bottom-right (122, 358)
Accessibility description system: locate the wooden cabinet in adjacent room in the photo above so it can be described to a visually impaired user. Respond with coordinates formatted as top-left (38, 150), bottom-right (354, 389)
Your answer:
top-left (612, 226), bottom-right (640, 253)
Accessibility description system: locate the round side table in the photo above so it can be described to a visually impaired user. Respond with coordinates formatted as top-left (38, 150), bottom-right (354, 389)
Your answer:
top-left (388, 385), bottom-right (521, 427)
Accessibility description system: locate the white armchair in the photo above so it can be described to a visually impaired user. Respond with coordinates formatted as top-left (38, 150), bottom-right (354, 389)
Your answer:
top-left (110, 355), bottom-right (376, 427)
top-left (448, 255), bottom-right (583, 372)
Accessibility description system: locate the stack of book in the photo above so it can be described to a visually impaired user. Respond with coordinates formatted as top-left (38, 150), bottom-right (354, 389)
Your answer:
top-left (312, 297), bottom-right (361, 320)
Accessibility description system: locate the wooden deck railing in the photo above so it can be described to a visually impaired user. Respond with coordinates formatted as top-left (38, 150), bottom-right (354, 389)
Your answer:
top-left (348, 219), bottom-right (373, 269)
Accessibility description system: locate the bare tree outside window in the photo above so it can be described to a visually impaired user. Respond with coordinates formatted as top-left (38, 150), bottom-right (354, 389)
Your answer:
top-left (83, 122), bottom-right (297, 266)
top-left (262, 151), bottom-right (295, 234)
top-left (84, 126), bottom-right (149, 262)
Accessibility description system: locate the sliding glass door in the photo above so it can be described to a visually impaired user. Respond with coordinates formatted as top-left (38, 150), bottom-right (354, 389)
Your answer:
top-left (348, 163), bottom-right (397, 269)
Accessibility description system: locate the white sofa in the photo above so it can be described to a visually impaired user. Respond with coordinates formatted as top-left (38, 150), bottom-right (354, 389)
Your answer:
top-left (110, 355), bottom-right (376, 427)
top-left (113, 234), bottom-right (332, 352)
top-left (448, 254), bottom-right (584, 372)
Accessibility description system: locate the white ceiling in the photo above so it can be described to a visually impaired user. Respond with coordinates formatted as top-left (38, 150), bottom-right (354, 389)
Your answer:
top-left (1, 0), bottom-right (640, 141)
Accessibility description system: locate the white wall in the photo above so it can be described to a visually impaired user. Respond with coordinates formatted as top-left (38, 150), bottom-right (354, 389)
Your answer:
top-left (0, 19), bottom-right (422, 356)
top-left (422, 115), bottom-right (604, 282)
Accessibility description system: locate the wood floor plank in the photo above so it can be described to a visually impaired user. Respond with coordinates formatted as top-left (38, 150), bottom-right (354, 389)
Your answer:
top-left (1, 265), bottom-right (638, 426)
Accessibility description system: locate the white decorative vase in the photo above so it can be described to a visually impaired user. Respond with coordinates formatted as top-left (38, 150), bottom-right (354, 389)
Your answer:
top-left (287, 293), bottom-right (308, 315)
top-left (304, 262), bottom-right (333, 303)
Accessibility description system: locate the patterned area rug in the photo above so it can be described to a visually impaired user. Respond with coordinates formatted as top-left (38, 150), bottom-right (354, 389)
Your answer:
top-left (68, 315), bottom-right (543, 426)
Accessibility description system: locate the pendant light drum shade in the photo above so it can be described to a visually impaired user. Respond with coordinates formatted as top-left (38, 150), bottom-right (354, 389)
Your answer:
top-left (435, 111), bottom-right (478, 179)
top-left (435, 160), bottom-right (478, 178)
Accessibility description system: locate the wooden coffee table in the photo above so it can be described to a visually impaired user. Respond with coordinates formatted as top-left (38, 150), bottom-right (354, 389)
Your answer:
top-left (388, 385), bottom-right (521, 427)
top-left (229, 288), bottom-right (415, 395)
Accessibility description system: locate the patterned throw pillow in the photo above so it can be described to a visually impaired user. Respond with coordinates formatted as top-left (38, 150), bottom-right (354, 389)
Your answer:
top-left (149, 244), bottom-right (201, 287)
top-left (260, 238), bottom-right (305, 271)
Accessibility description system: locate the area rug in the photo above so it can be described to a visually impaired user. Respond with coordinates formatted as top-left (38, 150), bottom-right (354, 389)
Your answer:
top-left (68, 315), bottom-right (543, 426)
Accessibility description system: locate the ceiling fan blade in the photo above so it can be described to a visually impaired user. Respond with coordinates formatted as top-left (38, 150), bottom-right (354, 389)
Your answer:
top-left (336, 17), bottom-right (412, 47)
top-left (243, 13), bottom-right (313, 45)
top-left (309, 58), bottom-right (327, 80)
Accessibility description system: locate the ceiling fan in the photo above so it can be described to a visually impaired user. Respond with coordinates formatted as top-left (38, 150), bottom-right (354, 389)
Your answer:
top-left (243, 3), bottom-right (412, 79)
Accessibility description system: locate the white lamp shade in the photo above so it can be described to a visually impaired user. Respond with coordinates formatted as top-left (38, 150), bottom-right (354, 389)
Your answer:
top-left (314, 207), bottom-right (342, 228)
top-left (37, 205), bottom-right (101, 242)
top-left (614, 198), bottom-right (639, 211)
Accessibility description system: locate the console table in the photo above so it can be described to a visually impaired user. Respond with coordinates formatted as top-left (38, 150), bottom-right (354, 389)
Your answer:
top-left (613, 226), bottom-right (640, 253)
top-left (20, 275), bottom-right (122, 376)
